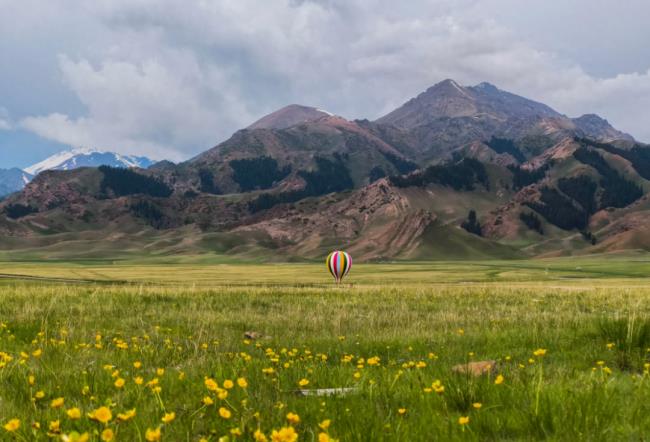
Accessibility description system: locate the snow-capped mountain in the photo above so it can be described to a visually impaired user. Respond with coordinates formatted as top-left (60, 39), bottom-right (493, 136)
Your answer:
top-left (25, 148), bottom-right (155, 176)
top-left (0, 168), bottom-right (32, 198)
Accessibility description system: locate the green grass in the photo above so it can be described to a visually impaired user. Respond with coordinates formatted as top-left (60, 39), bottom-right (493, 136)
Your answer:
top-left (1, 256), bottom-right (650, 440)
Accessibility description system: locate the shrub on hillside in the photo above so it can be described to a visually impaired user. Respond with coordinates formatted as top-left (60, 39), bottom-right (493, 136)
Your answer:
top-left (229, 156), bottom-right (291, 192)
top-left (519, 211), bottom-right (543, 234)
top-left (129, 200), bottom-right (168, 229)
top-left (461, 210), bottom-right (482, 236)
top-left (3, 203), bottom-right (37, 219)
top-left (573, 148), bottom-right (642, 209)
top-left (508, 163), bottom-right (550, 190)
top-left (558, 176), bottom-right (597, 214)
top-left (198, 169), bottom-right (221, 194)
top-left (525, 187), bottom-right (588, 231)
top-left (486, 137), bottom-right (526, 162)
top-left (248, 155), bottom-right (354, 213)
top-left (390, 158), bottom-right (489, 191)
top-left (99, 166), bottom-right (172, 198)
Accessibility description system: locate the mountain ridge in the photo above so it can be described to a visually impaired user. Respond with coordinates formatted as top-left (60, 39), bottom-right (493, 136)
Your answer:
top-left (1, 79), bottom-right (647, 261)
top-left (247, 104), bottom-right (334, 130)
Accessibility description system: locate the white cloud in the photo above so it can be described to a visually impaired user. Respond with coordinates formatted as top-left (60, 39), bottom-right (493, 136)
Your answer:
top-left (20, 52), bottom-right (254, 160)
top-left (10, 0), bottom-right (650, 158)
top-left (0, 107), bottom-right (10, 130)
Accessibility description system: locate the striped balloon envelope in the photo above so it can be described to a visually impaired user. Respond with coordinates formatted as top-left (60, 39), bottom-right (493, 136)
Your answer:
top-left (326, 250), bottom-right (352, 283)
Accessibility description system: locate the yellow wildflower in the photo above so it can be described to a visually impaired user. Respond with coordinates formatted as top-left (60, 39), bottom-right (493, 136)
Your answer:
top-left (298, 378), bottom-right (309, 387)
top-left (162, 412), bottom-right (175, 423)
top-left (203, 396), bottom-right (214, 405)
top-left (101, 429), bottom-right (114, 441)
top-left (494, 375), bottom-right (504, 385)
top-left (398, 408), bottom-right (407, 415)
top-left (237, 377), bottom-right (248, 388)
top-left (458, 416), bottom-right (470, 425)
top-left (254, 429), bottom-right (268, 442)
top-left (51, 397), bottom-right (65, 408)
top-left (319, 419), bottom-right (331, 430)
top-left (286, 412), bottom-right (300, 425)
top-left (3, 419), bottom-right (20, 432)
top-left (223, 379), bottom-right (234, 389)
top-left (61, 432), bottom-right (90, 442)
top-left (114, 378), bottom-right (125, 388)
top-left (219, 407), bottom-right (232, 419)
top-left (48, 420), bottom-right (61, 433)
top-left (67, 408), bottom-right (82, 419)
top-left (89, 406), bottom-right (112, 424)
top-left (145, 427), bottom-right (162, 441)
top-left (473, 402), bottom-right (482, 409)
top-left (205, 378), bottom-right (218, 391)
top-left (117, 409), bottom-right (136, 421)
top-left (271, 426), bottom-right (298, 442)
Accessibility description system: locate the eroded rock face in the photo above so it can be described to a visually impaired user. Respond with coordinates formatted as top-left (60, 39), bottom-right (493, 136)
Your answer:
top-left (231, 179), bottom-right (436, 260)
top-left (482, 186), bottom-right (542, 240)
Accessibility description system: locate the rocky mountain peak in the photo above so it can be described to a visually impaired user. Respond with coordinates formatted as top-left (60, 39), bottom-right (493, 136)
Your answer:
top-left (572, 114), bottom-right (634, 141)
top-left (247, 104), bottom-right (334, 130)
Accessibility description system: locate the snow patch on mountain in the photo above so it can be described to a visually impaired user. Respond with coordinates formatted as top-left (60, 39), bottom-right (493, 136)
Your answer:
top-left (25, 148), bottom-right (154, 176)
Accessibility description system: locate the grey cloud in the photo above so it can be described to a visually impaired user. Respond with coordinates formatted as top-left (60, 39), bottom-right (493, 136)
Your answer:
top-left (5, 0), bottom-right (650, 160)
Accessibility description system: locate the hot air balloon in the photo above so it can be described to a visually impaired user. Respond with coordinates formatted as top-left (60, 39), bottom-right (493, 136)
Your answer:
top-left (326, 251), bottom-right (352, 284)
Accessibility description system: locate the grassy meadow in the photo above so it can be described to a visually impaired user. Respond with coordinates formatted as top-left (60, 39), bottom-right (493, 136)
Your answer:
top-left (1, 255), bottom-right (650, 440)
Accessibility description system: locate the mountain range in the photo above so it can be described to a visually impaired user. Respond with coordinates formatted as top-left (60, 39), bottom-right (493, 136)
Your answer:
top-left (1, 79), bottom-right (649, 261)
top-left (0, 148), bottom-right (154, 198)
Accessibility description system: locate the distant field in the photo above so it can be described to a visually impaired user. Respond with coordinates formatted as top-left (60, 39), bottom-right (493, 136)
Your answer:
top-left (1, 256), bottom-right (650, 440)
top-left (3, 252), bottom-right (650, 285)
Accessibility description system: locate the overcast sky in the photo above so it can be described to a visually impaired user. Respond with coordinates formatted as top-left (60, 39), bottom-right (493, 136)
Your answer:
top-left (1, 0), bottom-right (650, 168)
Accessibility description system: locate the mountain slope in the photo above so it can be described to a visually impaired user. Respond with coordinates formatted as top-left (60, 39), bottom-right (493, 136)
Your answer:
top-left (25, 148), bottom-right (155, 176)
top-left (0, 79), bottom-right (646, 261)
top-left (180, 114), bottom-right (418, 195)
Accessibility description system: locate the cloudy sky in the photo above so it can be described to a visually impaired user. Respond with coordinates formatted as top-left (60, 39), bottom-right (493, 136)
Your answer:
top-left (1, 0), bottom-right (650, 168)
